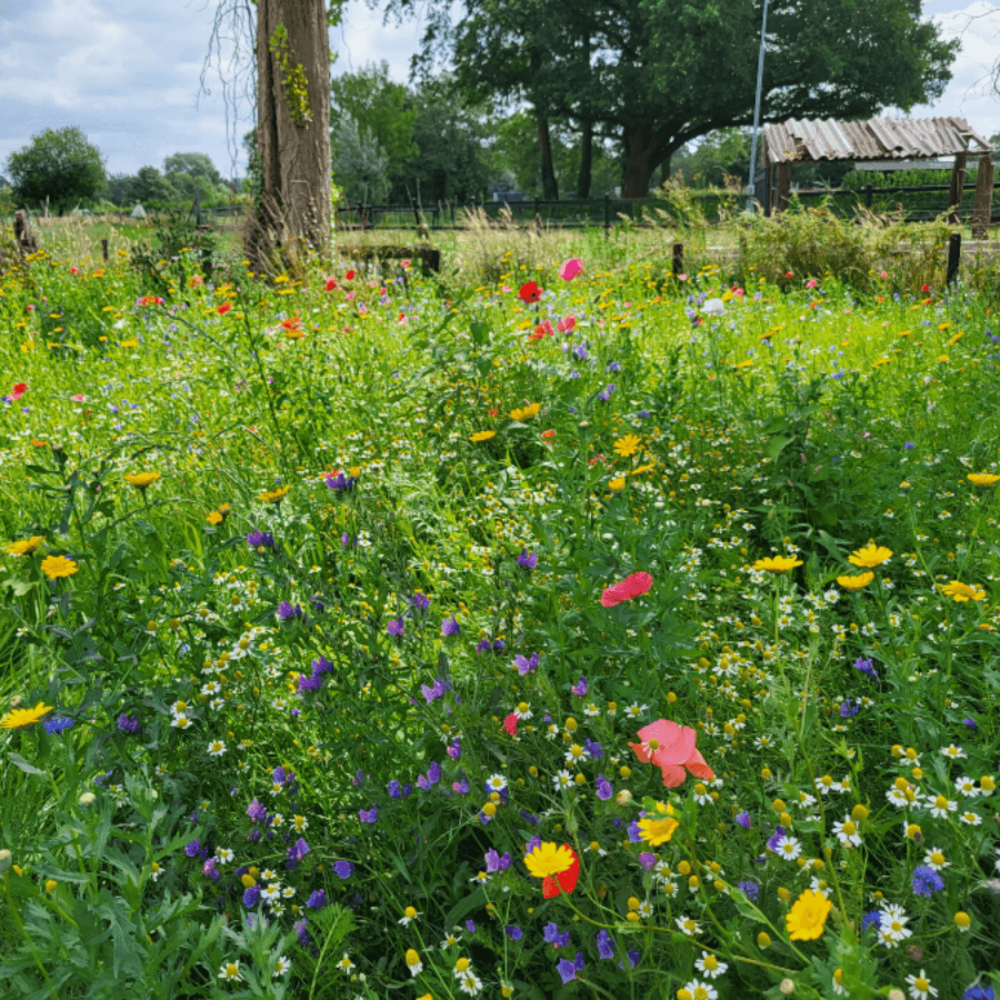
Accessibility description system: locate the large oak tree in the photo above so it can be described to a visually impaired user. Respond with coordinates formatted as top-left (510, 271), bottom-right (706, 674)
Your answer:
top-left (404, 0), bottom-right (959, 198)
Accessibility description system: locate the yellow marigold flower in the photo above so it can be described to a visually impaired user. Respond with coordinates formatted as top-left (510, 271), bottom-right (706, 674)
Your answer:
top-left (785, 888), bottom-right (832, 941)
top-left (258, 485), bottom-right (290, 503)
top-left (939, 580), bottom-right (986, 603)
top-left (523, 842), bottom-right (575, 879)
top-left (968, 473), bottom-right (1000, 487)
top-left (206, 510), bottom-right (224, 525)
top-left (124, 471), bottom-right (161, 491)
top-left (509, 403), bottom-right (541, 421)
top-left (837, 572), bottom-right (874, 591)
top-left (40, 555), bottom-right (78, 579)
top-left (470, 430), bottom-right (496, 443)
top-left (753, 555), bottom-right (803, 573)
top-left (613, 434), bottom-right (642, 458)
top-left (45, 880), bottom-right (58, 894)
top-left (608, 477), bottom-right (627, 492)
top-left (6, 536), bottom-right (45, 556)
top-left (1, 701), bottom-right (53, 729)
top-left (847, 543), bottom-right (892, 568)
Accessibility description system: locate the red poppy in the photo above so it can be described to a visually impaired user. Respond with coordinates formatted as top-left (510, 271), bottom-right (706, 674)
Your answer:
top-left (921, 284), bottom-right (930, 292)
top-left (600, 571), bottom-right (653, 608)
top-left (218, 302), bottom-right (232, 315)
top-left (325, 278), bottom-right (339, 291)
top-left (519, 281), bottom-right (542, 304)
top-left (629, 719), bottom-right (714, 787)
top-left (541, 429), bottom-right (555, 441)
top-left (345, 269), bottom-right (357, 281)
top-left (488, 408), bottom-right (498, 417)
top-left (503, 713), bottom-right (518, 736)
top-left (542, 847), bottom-right (580, 898)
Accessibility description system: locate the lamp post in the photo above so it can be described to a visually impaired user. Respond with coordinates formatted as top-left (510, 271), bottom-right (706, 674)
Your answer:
top-left (746, 0), bottom-right (770, 214)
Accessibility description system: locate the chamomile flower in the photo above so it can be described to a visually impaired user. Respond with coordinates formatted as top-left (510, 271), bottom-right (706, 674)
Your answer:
top-left (439, 930), bottom-right (463, 949)
top-left (337, 953), bottom-right (355, 974)
top-left (905, 969), bottom-right (938, 1000)
top-left (207, 739), bottom-right (227, 756)
top-left (928, 795), bottom-right (957, 818)
top-left (552, 770), bottom-right (574, 791)
top-left (694, 952), bottom-right (728, 979)
top-left (940, 744), bottom-right (967, 760)
top-left (922, 848), bottom-right (950, 871)
top-left (681, 979), bottom-right (718, 1000)
top-left (217, 848), bottom-right (234, 864)
top-left (398, 906), bottom-right (420, 926)
top-left (626, 702), bottom-right (649, 719)
top-left (775, 835), bottom-right (802, 860)
top-left (960, 810), bottom-right (982, 825)
top-left (832, 816), bottom-right (862, 847)
top-left (218, 961), bottom-right (242, 982)
top-left (273, 955), bottom-right (291, 977)
top-left (564, 744), bottom-right (586, 765)
top-left (954, 776), bottom-right (979, 797)
top-left (486, 774), bottom-right (508, 793)
top-left (675, 915), bottom-right (700, 936)
top-left (583, 702), bottom-right (601, 717)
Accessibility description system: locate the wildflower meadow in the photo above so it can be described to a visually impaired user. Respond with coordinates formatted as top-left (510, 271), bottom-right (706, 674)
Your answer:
top-left (2, 210), bottom-right (1000, 1000)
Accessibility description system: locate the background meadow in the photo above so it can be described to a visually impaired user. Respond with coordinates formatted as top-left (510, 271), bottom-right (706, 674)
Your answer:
top-left (2, 205), bottom-right (1000, 1000)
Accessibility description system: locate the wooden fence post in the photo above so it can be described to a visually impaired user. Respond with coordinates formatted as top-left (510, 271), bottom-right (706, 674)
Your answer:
top-left (101, 238), bottom-right (108, 262)
top-left (948, 152), bottom-right (967, 225)
top-left (604, 195), bottom-right (610, 235)
top-left (672, 242), bottom-right (684, 277)
top-left (971, 155), bottom-right (994, 240)
top-left (946, 232), bottom-right (961, 286)
top-left (865, 184), bottom-right (873, 209)
top-left (775, 162), bottom-right (791, 214)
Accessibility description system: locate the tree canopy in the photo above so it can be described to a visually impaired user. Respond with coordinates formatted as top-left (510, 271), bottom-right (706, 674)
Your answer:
top-left (4, 126), bottom-right (107, 214)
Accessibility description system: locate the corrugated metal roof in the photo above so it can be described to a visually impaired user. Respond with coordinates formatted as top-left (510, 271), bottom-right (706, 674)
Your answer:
top-left (762, 116), bottom-right (993, 165)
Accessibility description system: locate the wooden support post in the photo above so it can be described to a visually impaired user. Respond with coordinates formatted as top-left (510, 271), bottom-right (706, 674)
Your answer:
top-left (604, 194), bottom-right (610, 236)
top-left (764, 154), bottom-right (771, 217)
top-left (775, 162), bottom-right (791, 214)
top-left (101, 238), bottom-right (109, 262)
top-left (948, 152), bottom-right (967, 225)
top-left (14, 210), bottom-right (38, 257)
top-left (971, 155), bottom-right (994, 240)
top-left (672, 241), bottom-right (684, 277)
top-left (946, 231), bottom-right (961, 285)
top-left (195, 187), bottom-right (203, 227)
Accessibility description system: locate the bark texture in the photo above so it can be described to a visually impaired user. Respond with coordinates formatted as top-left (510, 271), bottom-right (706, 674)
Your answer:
top-left (246, 0), bottom-right (332, 279)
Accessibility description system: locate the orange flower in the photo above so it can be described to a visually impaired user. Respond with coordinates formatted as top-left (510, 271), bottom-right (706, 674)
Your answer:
top-left (629, 719), bottom-right (714, 788)
top-left (218, 302), bottom-right (232, 315)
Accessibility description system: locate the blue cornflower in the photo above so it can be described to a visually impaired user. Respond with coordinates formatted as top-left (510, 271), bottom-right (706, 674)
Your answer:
top-left (441, 615), bottom-right (461, 637)
top-left (737, 880), bottom-right (760, 902)
top-left (306, 889), bottom-right (326, 909)
top-left (963, 717), bottom-right (978, 732)
top-left (596, 929), bottom-right (615, 959)
top-left (904, 442), bottom-right (915, 450)
top-left (618, 950), bottom-right (639, 971)
top-left (332, 860), bottom-right (354, 879)
top-left (246, 529), bottom-right (275, 549)
top-left (359, 806), bottom-right (379, 824)
top-left (584, 738), bottom-right (602, 759)
top-left (117, 713), bottom-right (139, 733)
top-left (853, 657), bottom-right (878, 678)
top-left (324, 472), bottom-right (355, 492)
top-left (505, 925), bottom-right (523, 941)
top-left (736, 811), bottom-right (751, 830)
top-left (242, 885), bottom-right (261, 908)
top-left (911, 865), bottom-right (944, 897)
top-left (43, 716), bottom-right (75, 734)
top-left (595, 774), bottom-right (613, 801)
top-left (557, 953), bottom-right (585, 984)
top-left (516, 547), bottom-right (537, 570)
top-left (277, 601), bottom-right (302, 621)
top-left (409, 592), bottom-right (430, 611)
top-left (184, 839), bottom-right (201, 858)
top-left (964, 986), bottom-right (996, 1000)
top-left (861, 910), bottom-right (882, 932)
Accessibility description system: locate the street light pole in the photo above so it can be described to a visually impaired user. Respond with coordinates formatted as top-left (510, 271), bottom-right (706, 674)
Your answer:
top-left (746, 0), bottom-right (770, 215)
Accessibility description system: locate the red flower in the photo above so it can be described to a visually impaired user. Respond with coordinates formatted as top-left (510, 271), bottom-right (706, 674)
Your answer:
top-left (503, 713), bottom-right (518, 736)
top-left (11, 382), bottom-right (27, 400)
top-left (542, 847), bottom-right (580, 899)
top-left (519, 281), bottom-right (542, 304)
top-left (325, 277), bottom-right (339, 291)
top-left (629, 719), bottom-right (714, 787)
top-left (345, 269), bottom-right (357, 281)
top-left (600, 571), bottom-right (653, 608)
top-left (785, 271), bottom-right (793, 278)
top-left (921, 284), bottom-right (930, 292)
top-left (218, 302), bottom-right (232, 315)
top-left (488, 408), bottom-right (498, 417)
top-left (541, 429), bottom-right (555, 441)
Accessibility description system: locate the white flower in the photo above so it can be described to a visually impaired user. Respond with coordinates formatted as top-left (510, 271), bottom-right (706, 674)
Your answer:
top-left (905, 969), bottom-right (938, 1000)
top-left (336, 953), bottom-right (355, 974)
top-left (626, 702), bottom-right (649, 718)
top-left (485, 773), bottom-right (507, 792)
top-left (207, 739), bottom-right (227, 756)
top-left (832, 816), bottom-right (862, 847)
top-left (552, 769), bottom-right (574, 791)
top-left (701, 298), bottom-right (726, 317)
top-left (927, 794), bottom-right (957, 819)
top-left (458, 971), bottom-right (483, 995)
top-left (171, 714), bottom-right (193, 730)
top-left (150, 861), bottom-right (163, 882)
top-left (273, 955), bottom-right (291, 977)
top-left (216, 848), bottom-right (234, 864)
top-left (675, 915), bottom-right (700, 936)
top-left (261, 885), bottom-right (281, 904)
top-left (439, 931), bottom-right (462, 949)
top-left (960, 810), bottom-right (982, 825)
top-left (885, 786), bottom-right (909, 808)
top-left (293, 815), bottom-right (308, 832)
top-left (775, 835), bottom-right (802, 860)
top-left (694, 952), bottom-right (728, 978)
top-left (940, 744), bottom-right (967, 760)
top-left (922, 848), bottom-right (949, 871)
top-left (879, 903), bottom-right (912, 944)
top-left (954, 776), bottom-right (979, 798)
top-left (218, 961), bottom-right (241, 981)
top-left (682, 979), bottom-right (718, 1000)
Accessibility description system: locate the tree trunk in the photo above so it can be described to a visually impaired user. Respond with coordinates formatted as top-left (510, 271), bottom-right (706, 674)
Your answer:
top-left (537, 112), bottom-right (559, 201)
top-left (621, 125), bottom-right (666, 199)
top-left (246, 0), bottom-right (332, 280)
top-left (576, 119), bottom-right (593, 199)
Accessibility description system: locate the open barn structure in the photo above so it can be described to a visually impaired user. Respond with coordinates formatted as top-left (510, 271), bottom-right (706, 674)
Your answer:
top-left (760, 116), bottom-right (995, 235)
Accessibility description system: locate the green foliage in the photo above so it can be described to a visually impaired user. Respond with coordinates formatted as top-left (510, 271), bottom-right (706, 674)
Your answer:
top-left (268, 23), bottom-right (313, 126)
top-left (4, 127), bottom-right (107, 216)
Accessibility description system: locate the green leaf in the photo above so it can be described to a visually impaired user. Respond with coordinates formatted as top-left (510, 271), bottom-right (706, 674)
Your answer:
top-left (8, 752), bottom-right (45, 776)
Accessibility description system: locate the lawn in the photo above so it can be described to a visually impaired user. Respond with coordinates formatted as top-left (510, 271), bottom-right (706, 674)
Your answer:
top-left (1, 206), bottom-right (999, 1000)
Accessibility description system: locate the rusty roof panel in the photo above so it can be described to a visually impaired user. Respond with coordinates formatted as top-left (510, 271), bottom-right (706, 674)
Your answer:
top-left (762, 117), bottom-right (993, 165)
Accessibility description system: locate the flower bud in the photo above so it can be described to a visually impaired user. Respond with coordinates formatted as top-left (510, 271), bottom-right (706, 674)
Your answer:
top-left (78, 792), bottom-right (96, 806)
top-left (779, 979), bottom-right (795, 996)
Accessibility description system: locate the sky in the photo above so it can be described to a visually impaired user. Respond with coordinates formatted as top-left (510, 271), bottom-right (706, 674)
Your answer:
top-left (1, 0), bottom-right (999, 185)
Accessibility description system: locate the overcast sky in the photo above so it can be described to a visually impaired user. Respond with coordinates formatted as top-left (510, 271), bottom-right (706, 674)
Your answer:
top-left (1, 0), bottom-right (999, 184)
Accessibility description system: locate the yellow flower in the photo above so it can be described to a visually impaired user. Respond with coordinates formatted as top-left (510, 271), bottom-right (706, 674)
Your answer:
top-left (258, 485), bottom-right (291, 503)
top-left (785, 888), bottom-right (832, 941)
top-left (45, 879), bottom-right (58, 894)
top-left (523, 842), bottom-right (575, 879)
top-left (968, 473), bottom-right (1000, 487)
top-left (609, 477), bottom-right (627, 492)
top-left (1, 701), bottom-right (53, 729)
top-left (509, 403), bottom-right (541, 422)
top-left (613, 434), bottom-right (642, 458)
top-left (119, 338), bottom-right (139, 349)
top-left (40, 555), bottom-right (78, 579)
top-left (847, 543), bottom-right (892, 568)
top-left (206, 510), bottom-right (223, 525)
top-left (637, 815), bottom-right (679, 846)
top-left (6, 536), bottom-right (44, 556)
top-left (470, 430), bottom-right (496, 443)
top-left (125, 471), bottom-right (161, 491)
top-left (837, 572), bottom-right (874, 591)
top-left (753, 555), bottom-right (803, 573)
top-left (939, 581), bottom-right (986, 603)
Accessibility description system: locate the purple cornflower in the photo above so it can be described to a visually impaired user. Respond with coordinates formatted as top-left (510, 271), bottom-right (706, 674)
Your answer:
top-left (544, 922), bottom-right (570, 948)
top-left (43, 716), bottom-right (75, 734)
top-left (298, 672), bottom-right (322, 692)
top-left (312, 656), bottom-right (332, 675)
top-left (627, 820), bottom-right (644, 844)
top-left (557, 953), bottom-right (585, 984)
top-left (595, 774), bottom-right (613, 801)
top-left (453, 779), bottom-right (469, 794)
top-left (853, 657), bottom-right (878, 678)
top-left (273, 765), bottom-right (288, 786)
top-left (465, 920), bottom-right (476, 934)
top-left (912, 865), bottom-right (944, 897)
top-left (184, 839), bottom-right (201, 858)
top-left (277, 601), bottom-right (302, 621)
top-left (618, 950), bottom-right (639, 971)
top-left (737, 880), bottom-right (760, 901)
top-left (117, 713), bottom-right (140, 733)
top-left (387, 618), bottom-right (405, 636)
top-left (332, 860), bottom-right (354, 879)
top-left (203, 858), bottom-right (220, 882)
top-left (638, 853), bottom-right (657, 871)
top-left (485, 849), bottom-right (511, 873)
top-left (861, 910), bottom-right (882, 932)
top-left (359, 806), bottom-right (379, 824)
top-left (766, 826), bottom-right (786, 852)
top-left (513, 652), bottom-right (539, 676)
top-left (341, 532), bottom-right (357, 547)
top-left (963, 717), bottom-right (978, 732)
top-left (247, 799), bottom-right (267, 823)
top-left (246, 529), bottom-right (275, 549)
top-left (409, 592), bottom-right (430, 611)
top-left (325, 472), bottom-right (355, 492)
top-left (446, 738), bottom-right (462, 760)
top-left (421, 677), bottom-right (451, 703)
top-left (840, 699), bottom-right (860, 718)
top-left (736, 811), bottom-right (751, 830)
top-left (596, 929), bottom-right (615, 959)
top-left (571, 675), bottom-right (588, 696)
top-left (904, 442), bottom-right (916, 450)
top-left (607, 360), bottom-right (621, 372)
top-left (584, 738), bottom-right (602, 759)
top-left (242, 885), bottom-right (261, 907)
top-left (596, 383), bottom-right (616, 401)
top-left (289, 838), bottom-right (311, 861)
top-left (441, 615), bottom-right (461, 637)
top-left (516, 547), bottom-right (537, 570)
top-left (964, 987), bottom-right (996, 1000)
top-left (388, 779), bottom-right (402, 799)
top-left (306, 889), bottom-right (326, 909)
top-left (505, 925), bottom-right (523, 941)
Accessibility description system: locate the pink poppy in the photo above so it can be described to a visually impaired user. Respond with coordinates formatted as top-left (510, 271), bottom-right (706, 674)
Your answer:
top-left (600, 571), bottom-right (653, 608)
top-left (557, 315), bottom-right (576, 333)
top-left (503, 713), bottom-right (518, 737)
top-left (11, 382), bottom-right (27, 401)
top-left (559, 258), bottom-right (583, 281)
top-left (629, 719), bottom-right (714, 788)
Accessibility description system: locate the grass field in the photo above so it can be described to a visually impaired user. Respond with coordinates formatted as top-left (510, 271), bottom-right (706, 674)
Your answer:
top-left (1, 206), bottom-right (1000, 1000)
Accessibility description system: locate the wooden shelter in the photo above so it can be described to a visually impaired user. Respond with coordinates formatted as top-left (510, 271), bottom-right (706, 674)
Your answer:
top-left (760, 116), bottom-right (994, 235)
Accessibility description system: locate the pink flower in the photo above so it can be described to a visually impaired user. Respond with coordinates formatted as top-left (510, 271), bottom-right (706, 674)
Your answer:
top-left (559, 258), bottom-right (583, 282)
top-left (805, 279), bottom-right (818, 289)
top-left (557, 315), bottom-right (576, 333)
top-left (10, 382), bottom-right (27, 401)
top-left (503, 713), bottom-right (518, 736)
top-left (600, 572), bottom-right (653, 608)
top-left (629, 719), bottom-right (714, 787)
top-left (71, 394), bottom-right (86, 402)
